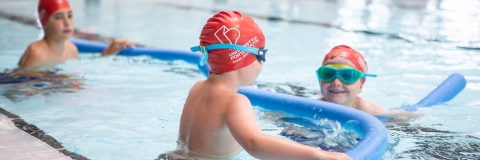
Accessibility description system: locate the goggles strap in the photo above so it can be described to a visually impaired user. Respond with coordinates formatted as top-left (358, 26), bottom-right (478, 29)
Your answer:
top-left (206, 44), bottom-right (260, 55)
top-left (190, 46), bottom-right (209, 66)
top-left (191, 44), bottom-right (267, 66)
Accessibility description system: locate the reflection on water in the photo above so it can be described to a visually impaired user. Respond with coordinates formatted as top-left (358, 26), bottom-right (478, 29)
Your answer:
top-left (256, 81), bottom-right (319, 98)
top-left (386, 124), bottom-right (480, 159)
top-left (142, 0), bottom-right (480, 48)
top-left (1, 74), bottom-right (84, 102)
top-left (104, 55), bottom-right (203, 78)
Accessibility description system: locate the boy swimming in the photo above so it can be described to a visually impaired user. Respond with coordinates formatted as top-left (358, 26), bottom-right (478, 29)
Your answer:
top-left (178, 11), bottom-right (350, 159)
top-left (16, 0), bottom-right (134, 73)
top-left (317, 45), bottom-right (388, 115)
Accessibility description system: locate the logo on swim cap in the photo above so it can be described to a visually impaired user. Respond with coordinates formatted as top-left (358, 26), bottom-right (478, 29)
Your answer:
top-left (212, 25), bottom-right (260, 65)
top-left (357, 57), bottom-right (367, 73)
top-left (197, 11), bottom-right (265, 73)
top-left (214, 26), bottom-right (240, 45)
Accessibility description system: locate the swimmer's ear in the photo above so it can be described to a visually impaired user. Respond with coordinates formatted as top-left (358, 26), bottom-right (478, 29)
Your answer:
top-left (360, 78), bottom-right (365, 89)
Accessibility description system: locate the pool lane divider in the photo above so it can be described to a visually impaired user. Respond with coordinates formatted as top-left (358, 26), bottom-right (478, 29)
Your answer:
top-left (72, 39), bottom-right (388, 160)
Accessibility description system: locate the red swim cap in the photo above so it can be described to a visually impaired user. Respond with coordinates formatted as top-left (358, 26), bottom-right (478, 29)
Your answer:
top-left (322, 45), bottom-right (368, 73)
top-left (199, 11), bottom-right (265, 73)
top-left (38, 0), bottom-right (71, 26)
top-left (322, 45), bottom-right (369, 85)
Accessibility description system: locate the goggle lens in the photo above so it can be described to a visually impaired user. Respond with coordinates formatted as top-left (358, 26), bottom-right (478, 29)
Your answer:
top-left (316, 64), bottom-right (376, 85)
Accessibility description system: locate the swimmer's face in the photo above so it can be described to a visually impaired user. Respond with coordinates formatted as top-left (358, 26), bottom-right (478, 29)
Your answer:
top-left (44, 9), bottom-right (74, 39)
top-left (320, 57), bottom-right (362, 107)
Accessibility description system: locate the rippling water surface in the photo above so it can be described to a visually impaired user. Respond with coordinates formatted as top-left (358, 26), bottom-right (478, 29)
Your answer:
top-left (1, 0), bottom-right (479, 159)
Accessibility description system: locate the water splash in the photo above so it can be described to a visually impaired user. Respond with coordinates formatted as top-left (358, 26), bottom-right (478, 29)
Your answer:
top-left (273, 116), bottom-right (361, 152)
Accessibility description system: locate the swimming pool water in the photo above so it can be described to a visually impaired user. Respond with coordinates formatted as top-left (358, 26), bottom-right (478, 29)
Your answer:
top-left (1, 0), bottom-right (480, 159)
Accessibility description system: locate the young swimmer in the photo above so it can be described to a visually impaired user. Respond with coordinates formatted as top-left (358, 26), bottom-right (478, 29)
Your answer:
top-left (317, 45), bottom-right (388, 115)
top-left (16, 0), bottom-right (134, 73)
top-left (179, 11), bottom-right (351, 159)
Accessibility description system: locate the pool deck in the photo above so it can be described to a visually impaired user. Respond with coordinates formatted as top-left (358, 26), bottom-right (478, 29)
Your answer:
top-left (0, 113), bottom-right (72, 160)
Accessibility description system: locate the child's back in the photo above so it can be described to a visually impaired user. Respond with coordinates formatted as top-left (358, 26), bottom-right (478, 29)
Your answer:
top-left (179, 75), bottom-right (252, 157)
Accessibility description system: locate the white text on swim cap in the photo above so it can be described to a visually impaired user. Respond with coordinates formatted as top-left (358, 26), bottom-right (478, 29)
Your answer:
top-left (230, 36), bottom-right (259, 64)
top-left (358, 58), bottom-right (367, 73)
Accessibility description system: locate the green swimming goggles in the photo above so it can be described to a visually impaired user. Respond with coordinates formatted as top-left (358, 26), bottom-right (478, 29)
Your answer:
top-left (316, 64), bottom-right (377, 85)
top-left (190, 44), bottom-right (268, 66)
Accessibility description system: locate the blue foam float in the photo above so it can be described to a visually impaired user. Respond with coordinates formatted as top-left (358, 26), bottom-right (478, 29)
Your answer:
top-left (415, 73), bottom-right (467, 107)
top-left (399, 73), bottom-right (467, 112)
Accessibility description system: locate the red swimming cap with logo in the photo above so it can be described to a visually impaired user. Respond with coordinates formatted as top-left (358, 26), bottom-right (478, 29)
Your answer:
top-left (322, 45), bottom-right (369, 85)
top-left (38, 0), bottom-right (71, 26)
top-left (199, 11), bottom-right (265, 73)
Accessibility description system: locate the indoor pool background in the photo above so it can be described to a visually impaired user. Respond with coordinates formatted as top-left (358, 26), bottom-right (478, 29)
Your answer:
top-left (0, 0), bottom-right (479, 159)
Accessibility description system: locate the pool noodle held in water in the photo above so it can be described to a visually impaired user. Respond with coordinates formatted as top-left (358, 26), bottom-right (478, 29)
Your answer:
top-left (73, 39), bottom-right (211, 76)
top-left (400, 73), bottom-right (467, 112)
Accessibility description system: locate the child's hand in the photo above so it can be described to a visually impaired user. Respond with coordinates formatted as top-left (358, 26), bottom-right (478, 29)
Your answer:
top-left (382, 110), bottom-right (423, 126)
top-left (101, 39), bottom-right (135, 56)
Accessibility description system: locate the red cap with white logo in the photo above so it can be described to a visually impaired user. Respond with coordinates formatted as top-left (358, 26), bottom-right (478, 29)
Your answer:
top-left (198, 11), bottom-right (265, 73)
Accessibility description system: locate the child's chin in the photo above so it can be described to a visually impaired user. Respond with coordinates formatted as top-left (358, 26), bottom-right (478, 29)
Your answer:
top-left (327, 97), bottom-right (346, 105)
top-left (63, 33), bottom-right (73, 38)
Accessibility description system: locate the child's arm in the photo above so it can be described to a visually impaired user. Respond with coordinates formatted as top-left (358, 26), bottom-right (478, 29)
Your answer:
top-left (101, 39), bottom-right (135, 56)
top-left (381, 109), bottom-right (422, 126)
top-left (226, 95), bottom-right (351, 160)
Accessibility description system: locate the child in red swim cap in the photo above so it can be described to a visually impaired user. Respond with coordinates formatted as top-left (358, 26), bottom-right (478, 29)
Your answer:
top-left (180, 11), bottom-right (351, 159)
top-left (316, 45), bottom-right (387, 114)
top-left (16, 0), bottom-right (134, 73)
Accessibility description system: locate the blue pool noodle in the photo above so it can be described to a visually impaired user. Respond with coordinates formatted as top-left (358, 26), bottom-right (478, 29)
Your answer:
top-left (400, 73), bottom-right (467, 112)
top-left (238, 87), bottom-right (388, 159)
top-left (416, 73), bottom-right (467, 107)
top-left (71, 39), bottom-right (389, 160)
top-left (73, 39), bottom-right (211, 76)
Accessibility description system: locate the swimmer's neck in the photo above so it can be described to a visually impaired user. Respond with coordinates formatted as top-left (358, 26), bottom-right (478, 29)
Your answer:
top-left (319, 97), bottom-right (359, 108)
top-left (206, 72), bottom-right (243, 92)
top-left (42, 36), bottom-right (67, 55)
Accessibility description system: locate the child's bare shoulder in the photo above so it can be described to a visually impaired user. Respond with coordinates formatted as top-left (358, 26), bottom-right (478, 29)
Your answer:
top-left (355, 97), bottom-right (387, 114)
top-left (25, 41), bottom-right (45, 55)
top-left (19, 41), bottom-right (47, 67)
top-left (65, 41), bottom-right (79, 58)
top-left (229, 93), bottom-right (250, 104)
